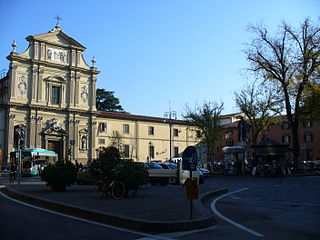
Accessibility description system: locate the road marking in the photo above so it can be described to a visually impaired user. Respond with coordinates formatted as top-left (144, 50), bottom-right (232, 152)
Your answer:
top-left (0, 191), bottom-right (174, 240)
top-left (210, 188), bottom-right (265, 238)
top-left (159, 225), bottom-right (219, 238)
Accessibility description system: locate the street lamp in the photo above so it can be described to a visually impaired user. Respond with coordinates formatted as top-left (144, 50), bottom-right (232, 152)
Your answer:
top-left (148, 141), bottom-right (153, 162)
top-left (14, 124), bottom-right (26, 185)
top-left (164, 105), bottom-right (177, 161)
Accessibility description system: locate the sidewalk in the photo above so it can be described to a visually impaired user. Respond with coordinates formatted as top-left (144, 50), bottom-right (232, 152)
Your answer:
top-left (2, 183), bottom-right (227, 233)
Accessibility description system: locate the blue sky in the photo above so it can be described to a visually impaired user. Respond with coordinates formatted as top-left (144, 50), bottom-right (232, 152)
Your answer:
top-left (1, 0), bottom-right (319, 118)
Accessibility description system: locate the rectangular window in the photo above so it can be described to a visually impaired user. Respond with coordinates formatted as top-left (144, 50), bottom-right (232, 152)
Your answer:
top-left (304, 133), bottom-right (313, 142)
top-left (98, 138), bottom-right (105, 145)
top-left (149, 145), bottom-right (155, 159)
top-left (174, 147), bottom-right (179, 157)
top-left (303, 121), bottom-right (312, 128)
top-left (148, 126), bottom-right (154, 136)
top-left (306, 149), bottom-right (313, 160)
top-left (281, 122), bottom-right (290, 130)
top-left (98, 123), bottom-right (107, 133)
top-left (225, 130), bottom-right (233, 139)
top-left (123, 124), bottom-right (129, 134)
top-left (173, 129), bottom-right (179, 137)
top-left (226, 138), bottom-right (234, 146)
top-left (51, 86), bottom-right (60, 104)
top-left (123, 144), bottom-right (130, 158)
top-left (196, 130), bottom-right (201, 138)
top-left (282, 135), bottom-right (291, 144)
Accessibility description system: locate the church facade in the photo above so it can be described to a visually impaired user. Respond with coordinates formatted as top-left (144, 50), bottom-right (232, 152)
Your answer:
top-left (0, 25), bottom-right (199, 165)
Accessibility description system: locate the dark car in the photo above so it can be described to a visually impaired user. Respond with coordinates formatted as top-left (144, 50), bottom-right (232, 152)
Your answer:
top-left (76, 167), bottom-right (102, 185)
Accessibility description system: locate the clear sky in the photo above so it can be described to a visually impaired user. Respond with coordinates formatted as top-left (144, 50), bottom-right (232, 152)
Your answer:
top-left (1, 0), bottom-right (319, 119)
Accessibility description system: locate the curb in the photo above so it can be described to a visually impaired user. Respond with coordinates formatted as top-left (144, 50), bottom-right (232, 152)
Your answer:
top-left (2, 185), bottom-right (228, 233)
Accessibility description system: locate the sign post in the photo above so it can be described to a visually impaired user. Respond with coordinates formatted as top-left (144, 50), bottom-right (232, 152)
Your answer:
top-left (182, 146), bottom-right (198, 219)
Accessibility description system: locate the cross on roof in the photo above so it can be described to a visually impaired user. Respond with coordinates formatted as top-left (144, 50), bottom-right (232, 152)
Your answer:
top-left (54, 15), bottom-right (62, 25)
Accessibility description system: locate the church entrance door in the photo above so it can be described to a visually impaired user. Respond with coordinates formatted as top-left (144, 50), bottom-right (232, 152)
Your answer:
top-left (47, 140), bottom-right (63, 160)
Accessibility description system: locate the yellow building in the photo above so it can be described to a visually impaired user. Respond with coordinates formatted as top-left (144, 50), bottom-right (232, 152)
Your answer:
top-left (0, 24), bottom-right (199, 165)
top-left (95, 112), bottom-right (198, 162)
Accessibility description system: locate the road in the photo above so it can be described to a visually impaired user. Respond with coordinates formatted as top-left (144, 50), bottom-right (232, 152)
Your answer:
top-left (1, 172), bottom-right (320, 240)
top-left (0, 173), bottom-right (161, 240)
top-left (162, 176), bottom-right (320, 240)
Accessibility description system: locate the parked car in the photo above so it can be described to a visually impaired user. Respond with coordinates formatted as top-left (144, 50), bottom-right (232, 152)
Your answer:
top-left (196, 167), bottom-right (209, 184)
top-left (144, 162), bottom-right (164, 169)
top-left (197, 167), bottom-right (210, 176)
top-left (76, 167), bottom-right (102, 185)
top-left (159, 162), bottom-right (177, 169)
top-left (1, 163), bottom-right (11, 171)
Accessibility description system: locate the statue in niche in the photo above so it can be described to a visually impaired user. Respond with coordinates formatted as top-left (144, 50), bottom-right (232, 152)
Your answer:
top-left (81, 136), bottom-right (88, 150)
top-left (59, 52), bottom-right (65, 62)
top-left (47, 49), bottom-right (52, 60)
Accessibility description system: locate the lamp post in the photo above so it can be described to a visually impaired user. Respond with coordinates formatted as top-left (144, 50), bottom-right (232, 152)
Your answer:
top-left (148, 141), bottom-right (153, 162)
top-left (15, 124), bottom-right (26, 185)
top-left (164, 104), bottom-right (177, 161)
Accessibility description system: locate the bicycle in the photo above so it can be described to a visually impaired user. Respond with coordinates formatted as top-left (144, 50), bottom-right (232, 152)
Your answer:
top-left (93, 178), bottom-right (126, 200)
top-left (9, 171), bottom-right (16, 184)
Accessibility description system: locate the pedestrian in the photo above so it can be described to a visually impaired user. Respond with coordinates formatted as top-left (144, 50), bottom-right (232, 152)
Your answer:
top-left (75, 160), bottom-right (80, 171)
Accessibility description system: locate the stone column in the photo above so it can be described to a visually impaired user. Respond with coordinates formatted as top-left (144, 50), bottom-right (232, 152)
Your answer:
top-left (34, 42), bottom-right (39, 60)
top-left (9, 64), bottom-right (18, 99)
top-left (90, 75), bottom-right (97, 111)
top-left (29, 121), bottom-right (36, 148)
top-left (69, 73), bottom-right (74, 106)
top-left (6, 115), bottom-right (15, 154)
top-left (31, 66), bottom-right (38, 101)
top-left (38, 68), bottom-right (44, 102)
top-left (75, 75), bottom-right (79, 106)
top-left (90, 117), bottom-right (97, 160)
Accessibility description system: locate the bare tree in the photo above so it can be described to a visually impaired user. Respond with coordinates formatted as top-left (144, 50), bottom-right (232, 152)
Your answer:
top-left (184, 101), bottom-right (224, 163)
top-left (235, 82), bottom-right (282, 145)
top-left (245, 18), bottom-right (320, 166)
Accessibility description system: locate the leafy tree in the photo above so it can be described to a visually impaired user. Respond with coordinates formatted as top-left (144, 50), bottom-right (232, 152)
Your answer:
top-left (96, 88), bottom-right (127, 113)
top-left (234, 82), bottom-right (282, 144)
top-left (109, 130), bottom-right (123, 155)
top-left (245, 18), bottom-right (320, 166)
top-left (97, 146), bottom-right (121, 176)
top-left (184, 101), bottom-right (224, 162)
top-left (301, 83), bottom-right (320, 120)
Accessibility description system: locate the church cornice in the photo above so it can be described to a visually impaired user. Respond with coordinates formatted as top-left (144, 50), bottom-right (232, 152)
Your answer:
top-left (6, 55), bottom-right (99, 75)
top-left (3, 102), bottom-right (97, 116)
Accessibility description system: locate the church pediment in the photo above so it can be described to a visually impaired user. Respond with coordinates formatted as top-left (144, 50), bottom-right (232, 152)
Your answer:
top-left (26, 26), bottom-right (86, 50)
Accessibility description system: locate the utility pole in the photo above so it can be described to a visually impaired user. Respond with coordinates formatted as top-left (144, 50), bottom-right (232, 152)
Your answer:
top-left (164, 102), bottom-right (177, 161)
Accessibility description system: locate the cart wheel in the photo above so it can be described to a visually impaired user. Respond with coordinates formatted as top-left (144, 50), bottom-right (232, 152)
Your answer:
top-left (110, 181), bottom-right (125, 200)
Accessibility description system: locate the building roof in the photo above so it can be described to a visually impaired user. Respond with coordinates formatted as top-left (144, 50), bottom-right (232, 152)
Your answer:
top-left (252, 139), bottom-right (292, 155)
top-left (98, 111), bottom-right (191, 125)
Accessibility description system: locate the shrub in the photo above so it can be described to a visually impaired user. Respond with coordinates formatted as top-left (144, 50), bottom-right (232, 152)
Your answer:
top-left (117, 160), bottom-right (149, 192)
top-left (41, 161), bottom-right (77, 191)
top-left (94, 146), bottom-right (148, 194)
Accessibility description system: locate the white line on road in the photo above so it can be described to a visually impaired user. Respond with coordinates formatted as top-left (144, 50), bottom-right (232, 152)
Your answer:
top-left (0, 190), bottom-right (174, 240)
top-left (210, 188), bottom-right (265, 238)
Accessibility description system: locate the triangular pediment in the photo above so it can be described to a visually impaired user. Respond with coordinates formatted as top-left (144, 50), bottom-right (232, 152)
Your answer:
top-left (27, 26), bottom-right (86, 50)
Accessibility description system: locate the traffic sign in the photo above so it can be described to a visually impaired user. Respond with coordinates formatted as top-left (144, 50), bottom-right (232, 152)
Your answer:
top-left (182, 146), bottom-right (198, 171)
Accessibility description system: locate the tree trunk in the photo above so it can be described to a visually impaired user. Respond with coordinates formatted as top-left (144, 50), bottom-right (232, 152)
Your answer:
top-left (291, 119), bottom-right (300, 168)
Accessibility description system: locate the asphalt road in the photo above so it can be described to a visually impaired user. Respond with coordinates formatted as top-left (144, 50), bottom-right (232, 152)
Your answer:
top-left (0, 173), bottom-right (319, 240)
top-left (162, 176), bottom-right (320, 240)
